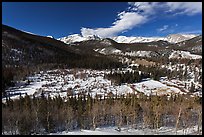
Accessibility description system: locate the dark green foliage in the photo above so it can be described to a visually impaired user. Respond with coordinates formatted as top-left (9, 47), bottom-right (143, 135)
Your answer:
top-left (105, 71), bottom-right (147, 85)
top-left (105, 64), bottom-right (174, 85)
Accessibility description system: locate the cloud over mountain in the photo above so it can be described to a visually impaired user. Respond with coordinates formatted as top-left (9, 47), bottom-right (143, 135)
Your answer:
top-left (81, 2), bottom-right (201, 38)
top-left (81, 12), bottom-right (147, 38)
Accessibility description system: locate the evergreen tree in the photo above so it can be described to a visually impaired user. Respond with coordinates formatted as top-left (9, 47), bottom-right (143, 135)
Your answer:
top-left (189, 82), bottom-right (195, 93)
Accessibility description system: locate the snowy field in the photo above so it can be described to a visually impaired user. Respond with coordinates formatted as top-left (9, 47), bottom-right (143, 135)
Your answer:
top-left (2, 68), bottom-right (201, 103)
top-left (3, 125), bottom-right (201, 135)
top-left (48, 125), bottom-right (201, 135)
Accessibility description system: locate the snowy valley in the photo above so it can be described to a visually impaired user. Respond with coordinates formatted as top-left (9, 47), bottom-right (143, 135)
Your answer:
top-left (2, 24), bottom-right (202, 135)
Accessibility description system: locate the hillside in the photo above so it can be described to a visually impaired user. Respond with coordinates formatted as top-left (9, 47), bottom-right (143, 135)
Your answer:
top-left (2, 25), bottom-right (202, 135)
top-left (2, 25), bottom-right (122, 96)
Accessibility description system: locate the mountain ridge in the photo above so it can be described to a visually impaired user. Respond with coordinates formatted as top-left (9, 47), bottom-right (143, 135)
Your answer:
top-left (58, 33), bottom-right (199, 44)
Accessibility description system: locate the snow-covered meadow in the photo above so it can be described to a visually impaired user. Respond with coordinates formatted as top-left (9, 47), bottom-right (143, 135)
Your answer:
top-left (2, 68), bottom-right (201, 103)
top-left (3, 125), bottom-right (201, 135)
top-left (48, 125), bottom-right (201, 135)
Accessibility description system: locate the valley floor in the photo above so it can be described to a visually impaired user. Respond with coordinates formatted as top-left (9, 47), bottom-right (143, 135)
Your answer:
top-left (2, 125), bottom-right (201, 135)
top-left (49, 125), bottom-right (201, 135)
top-left (2, 68), bottom-right (202, 102)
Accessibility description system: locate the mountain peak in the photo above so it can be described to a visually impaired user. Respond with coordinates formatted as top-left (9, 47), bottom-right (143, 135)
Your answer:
top-left (165, 34), bottom-right (197, 43)
top-left (58, 33), bottom-right (198, 45)
top-left (47, 35), bottom-right (54, 38)
top-left (84, 34), bottom-right (101, 40)
top-left (58, 34), bottom-right (102, 44)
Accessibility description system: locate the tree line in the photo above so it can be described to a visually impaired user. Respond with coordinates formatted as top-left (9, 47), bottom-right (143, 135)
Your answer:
top-left (105, 65), bottom-right (169, 85)
top-left (105, 71), bottom-right (150, 85)
top-left (2, 54), bottom-right (123, 97)
top-left (2, 92), bottom-right (202, 135)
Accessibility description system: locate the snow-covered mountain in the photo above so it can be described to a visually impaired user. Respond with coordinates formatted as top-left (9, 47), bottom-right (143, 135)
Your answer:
top-left (58, 34), bottom-right (88, 44)
top-left (58, 33), bottom-right (198, 44)
top-left (176, 35), bottom-right (202, 54)
top-left (93, 47), bottom-right (202, 60)
top-left (169, 50), bottom-right (202, 59)
top-left (165, 34), bottom-right (197, 43)
top-left (56, 33), bottom-right (201, 60)
top-left (111, 36), bottom-right (165, 43)
top-left (58, 34), bottom-right (101, 44)
top-left (47, 35), bottom-right (54, 38)
top-left (112, 34), bottom-right (197, 44)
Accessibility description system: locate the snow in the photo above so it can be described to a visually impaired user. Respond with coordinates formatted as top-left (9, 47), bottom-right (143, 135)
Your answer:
top-left (10, 48), bottom-right (22, 54)
top-left (94, 48), bottom-right (201, 60)
top-left (2, 68), bottom-right (202, 135)
top-left (3, 125), bottom-right (201, 135)
top-left (137, 79), bottom-right (166, 89)
top-left (21, 30), bottom-right (36, 35)
top-left (2, 80), bottom-right (47, 102)
top-left (165, 34), bottom-right (197, 43)
top-left (48, 125), bottom-right (201, 135)
top-left (94, 48), bottom-right (151, 57)
top-left (58, 34), bottom-right (101, 44)
top-left (169, 50), bottom-right (202, 59)
top-left (124, 51), bottom-right (151, 57)
top-left (112, 49), bottom-right (122, 54)
top-left (112, 36), bottom-right (165, 43)
top-left (2, 68), bottom-right (201, 103)
top-left (3, 69), bottom-right (131, 102)
top-left (111, 34), bottom-right (197, 44)
top-left (47, 35), bottom-right (54, 38)
top-left (100, 39), bottom-right (112, 45)
top-left (191, 45), bottom-right (202, 52)
top-left (94, 48), bottom-right (122, 55)
top-left (58, 34), bottom-right (87, 44)
top-left (180, 34), bottom-right (198, 39)
top-left (57, 34), bottom-right (197, 44)
top-left (133, 79), bottom-right (184, 96)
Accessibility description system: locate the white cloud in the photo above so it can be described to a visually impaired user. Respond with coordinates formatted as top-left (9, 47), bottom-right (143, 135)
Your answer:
top-left (157, 25), bottom-right (169, 32)
top-left (80, 2), bottom-right (202, 38)
top-left (128, 2), bottom-right (159, 15)
top-left (129, 2), bottom-right (202, 16)
top-left (165, 2), bottom-right (202, 15)
top-left (81, 12), bottom-right (147, 38)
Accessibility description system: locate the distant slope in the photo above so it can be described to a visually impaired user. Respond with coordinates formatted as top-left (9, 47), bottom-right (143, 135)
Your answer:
top-left (2, 24), bottom-right (123, 95)
top-left (172, 35), bottom-right (202, 55)
top-left (165, 34), bottom-right (197, 43)
top-left (2, 24), bottom-right (121, 68)
top-left (65, 37), bottom-right (202, 60)
top-left (2, 24), bottom-right (81, 67)
top-left (58, 33), bottom-right (198, 44)
top-left (57, 32), bottom-right (201, 58)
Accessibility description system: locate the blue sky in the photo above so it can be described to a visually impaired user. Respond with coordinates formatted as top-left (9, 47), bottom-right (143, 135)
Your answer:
top-left (2, 2), bottom-right (202, 38)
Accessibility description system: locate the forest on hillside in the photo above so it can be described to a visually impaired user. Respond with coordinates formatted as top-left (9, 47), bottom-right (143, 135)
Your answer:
top-left (2, 92), bottom-right (202, 135)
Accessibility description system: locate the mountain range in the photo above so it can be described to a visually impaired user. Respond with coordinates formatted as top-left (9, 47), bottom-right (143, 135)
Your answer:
top-left (58, 33), bottom-right (198, 44)
top-left (2, 24), bottom-right (202, 69)
top-left (2, 24), bottom-right (122, 92)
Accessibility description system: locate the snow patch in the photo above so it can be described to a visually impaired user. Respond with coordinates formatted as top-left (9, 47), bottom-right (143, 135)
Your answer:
top-left (169, 50), bottom-right (202, 59)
